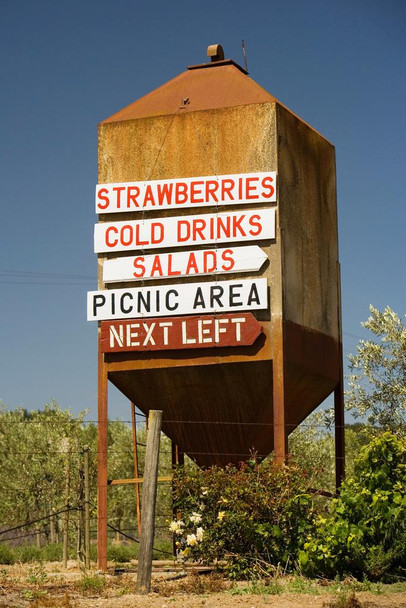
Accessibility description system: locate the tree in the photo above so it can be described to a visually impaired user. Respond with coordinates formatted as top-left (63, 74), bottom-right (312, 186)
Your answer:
top-left (299, 433), bottom-right (406, 580)
top-left (346, 305), bottom-right (406, 431)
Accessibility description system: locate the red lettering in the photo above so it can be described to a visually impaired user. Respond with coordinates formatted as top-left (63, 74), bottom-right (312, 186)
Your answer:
top-left (105, 226), bottom-right (118, 247)
top-left (167, 254), bottom-right (181, 276)
top-left (221, 249), bottom-right (235, 271)
top-left (193, 219), bottom-right (206, 241)
top-left (121, 225), bottom-right (134, 247)
top-left (144, 185), bottom-right (155, 205)
top-left (185, 252), bottom-right (199, 274)
top-left (112, 186), bottom-right (125, 209)
top-left (134, 224), bottom-right (148, 246)
top-left (221, 178), bottom-right (235, 201)
top-left (216, 216), bottom-right (231, 238)
top-left (232, 215), bottom-right (246, 237)
top-left (245, 177), bottom-right (259, 199)
top-left (132, 257), bottom-right (145, 278)
top-left (127, 186), bottom-right (140, 208)
top-left (205, 180), bottom-right (219, 203)
top-left (175, 182), bottom-right (188, 204)
top-left (248, 214), bottom-right (262, 236)
top-left (261, 176), bottom-right (275, 199)
top-left (238, 177), bottom-right (243, 199)
top-left (157, 183), bottom-right (173, 206)
top-left (203, 251), bottom-right (217, 273)
top-left (97, 188), bottom-right (110, 210)
top-left (150, 256), bottom-right (163, 277)
top-left (177, 220), bottom-right (190, 242)
top-left (190, 181), bottom-right (204, 203)
top-left (151, 222), bottom-right (164, 244)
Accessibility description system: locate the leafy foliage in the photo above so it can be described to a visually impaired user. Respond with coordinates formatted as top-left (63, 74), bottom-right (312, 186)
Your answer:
top-left (299, 433), bottom-right (406, 580)
top-left (0, 401), bottom-right (98, 542)
top-left (346, 306), bottom-right (406, 431)
top-left (172, 458), bottom-right (317, 579)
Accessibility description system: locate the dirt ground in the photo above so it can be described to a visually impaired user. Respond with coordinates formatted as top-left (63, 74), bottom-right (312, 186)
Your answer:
top-left (1, 562), bottom-right (405, 608)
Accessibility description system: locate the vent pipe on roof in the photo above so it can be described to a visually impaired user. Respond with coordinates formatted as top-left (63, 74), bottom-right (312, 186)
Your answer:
top-left (207, 44), bottom-right (225, 62)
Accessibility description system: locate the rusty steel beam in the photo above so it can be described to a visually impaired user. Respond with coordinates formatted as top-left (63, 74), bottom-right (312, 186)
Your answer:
top-left (97, 333), bottom-right (108, 571)
top-left (131, 403), bottom-right (142, 535)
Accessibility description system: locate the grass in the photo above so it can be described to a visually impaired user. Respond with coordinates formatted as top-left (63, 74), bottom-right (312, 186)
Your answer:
top-left (74, 573), bottom-right (107, 593)
top-left (229, 574), bottom-right (406, 597)
top-left (154, 571), bottom-right (232, 596)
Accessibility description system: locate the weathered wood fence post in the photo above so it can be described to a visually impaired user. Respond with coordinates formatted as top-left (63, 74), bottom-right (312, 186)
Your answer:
top-left (83, 446), bottom-right (91, 568)
top-left (136, 410), bottom-right (162, 594)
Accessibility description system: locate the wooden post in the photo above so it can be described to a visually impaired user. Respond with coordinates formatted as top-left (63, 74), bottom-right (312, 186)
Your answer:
top-left (77, 456), bottom-right (84, 565)
top-left (131, 403), bottom-right (142, 535)
top-left (136, 410), bottom-right (162, 595)
top-left (273, 320), bottom-right (287, 462)
top-left (63, 439), bottom-right (71, 568)
top-left (84, 446), bottom-right (91, 569)
top-left (171, 442), bottom-right (184, 556)
top-left (335, 262), bottom-right (345, 490)
top-left (49, 507), bottom-right (56, 544)
top-left (97, 334), bottom-right (109, 571)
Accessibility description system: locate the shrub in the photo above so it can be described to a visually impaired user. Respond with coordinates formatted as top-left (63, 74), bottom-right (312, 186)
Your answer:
top-left (107, 543), bottom-right (137, 563)
top-left (41, 542), bottom-right (63, 562)
top-left (0, 543), bottom-right (16, 564)
top-left (172, 458), bottom-right (316, 579)
top-left (299, 433), bottom-right (406, 580)
top-left (15, 544), bottom-right (43, 563)
top-left (75, 573), bottom-right (106, 593)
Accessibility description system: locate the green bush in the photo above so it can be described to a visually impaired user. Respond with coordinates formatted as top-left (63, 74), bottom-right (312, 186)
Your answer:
top-left (15, 544), bottom-right (43, 563)
top-left (107, 543), bottom-right (138, 563)
top-left (41, 542), bottom-right (63, 561)
top-left (172, 458), bottom-right (316, 579)
top-left (299, 433), bottom-right (406, 580)
top-left (0, 543), bottom-right (16, 564)
top-left (75, 573), bottom-right (106, 593)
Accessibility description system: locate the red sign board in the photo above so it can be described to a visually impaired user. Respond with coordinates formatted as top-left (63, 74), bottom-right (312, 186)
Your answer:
top-left (100, 313), bottom-right (262, 352)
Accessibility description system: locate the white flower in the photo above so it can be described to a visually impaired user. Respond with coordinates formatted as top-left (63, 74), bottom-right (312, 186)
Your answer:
top-left (217, 511), bottom-right (226, 522)
top-left (169, 520), bottom-right (185, 534)
top-left (190, 512), bottom-right (202, 524)
top-left (186, 534), bottom-right (198, 546)
top-left (196, 527), bottom-right (204, 542)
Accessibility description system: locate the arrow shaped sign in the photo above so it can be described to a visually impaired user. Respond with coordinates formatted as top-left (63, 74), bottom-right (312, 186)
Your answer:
top-left (100, 313), bottom-right (263, 352)
top-left (102, 245), bottom-right (268, 283)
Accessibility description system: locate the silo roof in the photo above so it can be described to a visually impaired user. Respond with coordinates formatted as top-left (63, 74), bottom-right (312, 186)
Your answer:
top-left (101, 59), bottom-right (278, 123)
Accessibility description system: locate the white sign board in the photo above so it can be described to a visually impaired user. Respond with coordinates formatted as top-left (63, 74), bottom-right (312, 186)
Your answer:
top-left (96, 171), bottom-right (276, 214)
top-left (87, 278), bottom-right (268, 321)
top-left (94, 208), bottom-right (275, 254)
top-left (102, 245), bottom-right (268, 283)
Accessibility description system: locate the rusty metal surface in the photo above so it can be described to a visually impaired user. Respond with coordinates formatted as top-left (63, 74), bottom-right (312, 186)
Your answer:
top-left (106, 322), bottom-right (339, 467)
top-left (97, 58), bottom-right (341, 469)
top-left (101, 63), bottom-right (275, 123)
top-left (97, 332), bottom-right (108, 571)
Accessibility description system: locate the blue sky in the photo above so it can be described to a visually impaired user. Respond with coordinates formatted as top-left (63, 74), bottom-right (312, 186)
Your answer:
top-left (1, 0), bottom-right (405, 420)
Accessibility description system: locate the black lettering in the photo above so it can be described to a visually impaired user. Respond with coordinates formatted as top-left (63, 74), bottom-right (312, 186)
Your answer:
top-left (166, 289), bottom-right (178, 311)
top-left (120, 292), bottom-right (133, 314)
top-left (247, 283), bottom-right (260, 306)
top-left (93, 295), bottom-right (105, 317)
top-left (229, 284), bottom-right (243, 307)
top-left (210, 285), bottom-right (224, 308)
top-left (193, 287), bottom-right (205, 309)
top-left (137, 291), bottom-right (151, 313)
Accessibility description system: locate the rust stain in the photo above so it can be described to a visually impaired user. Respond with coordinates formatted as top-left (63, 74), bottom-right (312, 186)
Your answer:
top-left (101, 63), bottom-right (277, 124)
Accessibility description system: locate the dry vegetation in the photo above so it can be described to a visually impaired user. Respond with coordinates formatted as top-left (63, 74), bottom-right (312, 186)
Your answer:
top-left (0, 562), bottom-right (405, 608)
